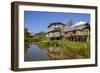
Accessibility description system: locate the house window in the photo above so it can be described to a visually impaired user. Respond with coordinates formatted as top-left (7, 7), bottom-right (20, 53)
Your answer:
top-left (54, 32), bottom-right (60, 37)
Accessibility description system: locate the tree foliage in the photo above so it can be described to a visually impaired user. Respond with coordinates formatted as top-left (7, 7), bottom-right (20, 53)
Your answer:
top-left (32, 32), bottom-right (47, 42)
top-left (67, 19), bottom-right (73, 26)
top-left (24, 28), bottom-right (32, 49)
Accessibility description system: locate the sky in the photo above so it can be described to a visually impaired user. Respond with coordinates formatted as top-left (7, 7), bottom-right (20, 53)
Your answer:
top-left (24, 11), bottom-right (90, 34)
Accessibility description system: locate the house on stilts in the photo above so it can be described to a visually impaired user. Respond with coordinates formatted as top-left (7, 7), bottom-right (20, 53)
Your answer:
top-left (46, 22), bottom-right (90, 42)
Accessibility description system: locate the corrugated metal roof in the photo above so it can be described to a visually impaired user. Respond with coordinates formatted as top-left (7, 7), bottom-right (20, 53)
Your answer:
top-left (48, 22), bottom-right (66, 28)
top-left (64, 23), bottom-right (90, 32)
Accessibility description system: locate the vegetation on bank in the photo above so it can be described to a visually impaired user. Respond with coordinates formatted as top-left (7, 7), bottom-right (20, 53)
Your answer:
top-left (24, 29), bottom-right (48, 50)
top-left (38, 38), bottom-right (90, 58)
top-left (32, 32), bottom-right (47, 43)
top-left (24, 28), bottom-right (33, 51)
top-left (39, 38), bottom-right (90, 49)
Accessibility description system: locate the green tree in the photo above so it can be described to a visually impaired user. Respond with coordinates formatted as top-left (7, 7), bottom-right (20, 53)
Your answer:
top-left (24, 28), bottom-right (32, 50)
top-left (67, 19), bottom-right (73, 26)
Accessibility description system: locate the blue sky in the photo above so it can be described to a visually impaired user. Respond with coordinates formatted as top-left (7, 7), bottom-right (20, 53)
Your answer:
top-left (24, 11), bottom-right (90, 34)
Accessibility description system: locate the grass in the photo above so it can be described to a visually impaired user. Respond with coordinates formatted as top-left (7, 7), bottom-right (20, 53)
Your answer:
top-left (39, 40), bottom-right (55, 48)
top-left (57, 39), bottom-right (90, 58)
top-left (39, 39), bottom-right (90, 49)
top-left (38, 38), bottom-right (90, 59)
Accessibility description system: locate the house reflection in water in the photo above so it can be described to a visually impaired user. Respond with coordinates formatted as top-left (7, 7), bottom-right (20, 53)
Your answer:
top-left (47, 47), bottom-right (73, 60)
top-left (47, 46), bottom-right (87, 60)
top-left (48, 47), bottom-right (64, 59)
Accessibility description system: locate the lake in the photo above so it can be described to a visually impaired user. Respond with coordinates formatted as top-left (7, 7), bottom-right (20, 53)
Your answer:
top-left (24, 44), bottom-right (49, 61)
top-left (24, 44), bottom-right (68, 61)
